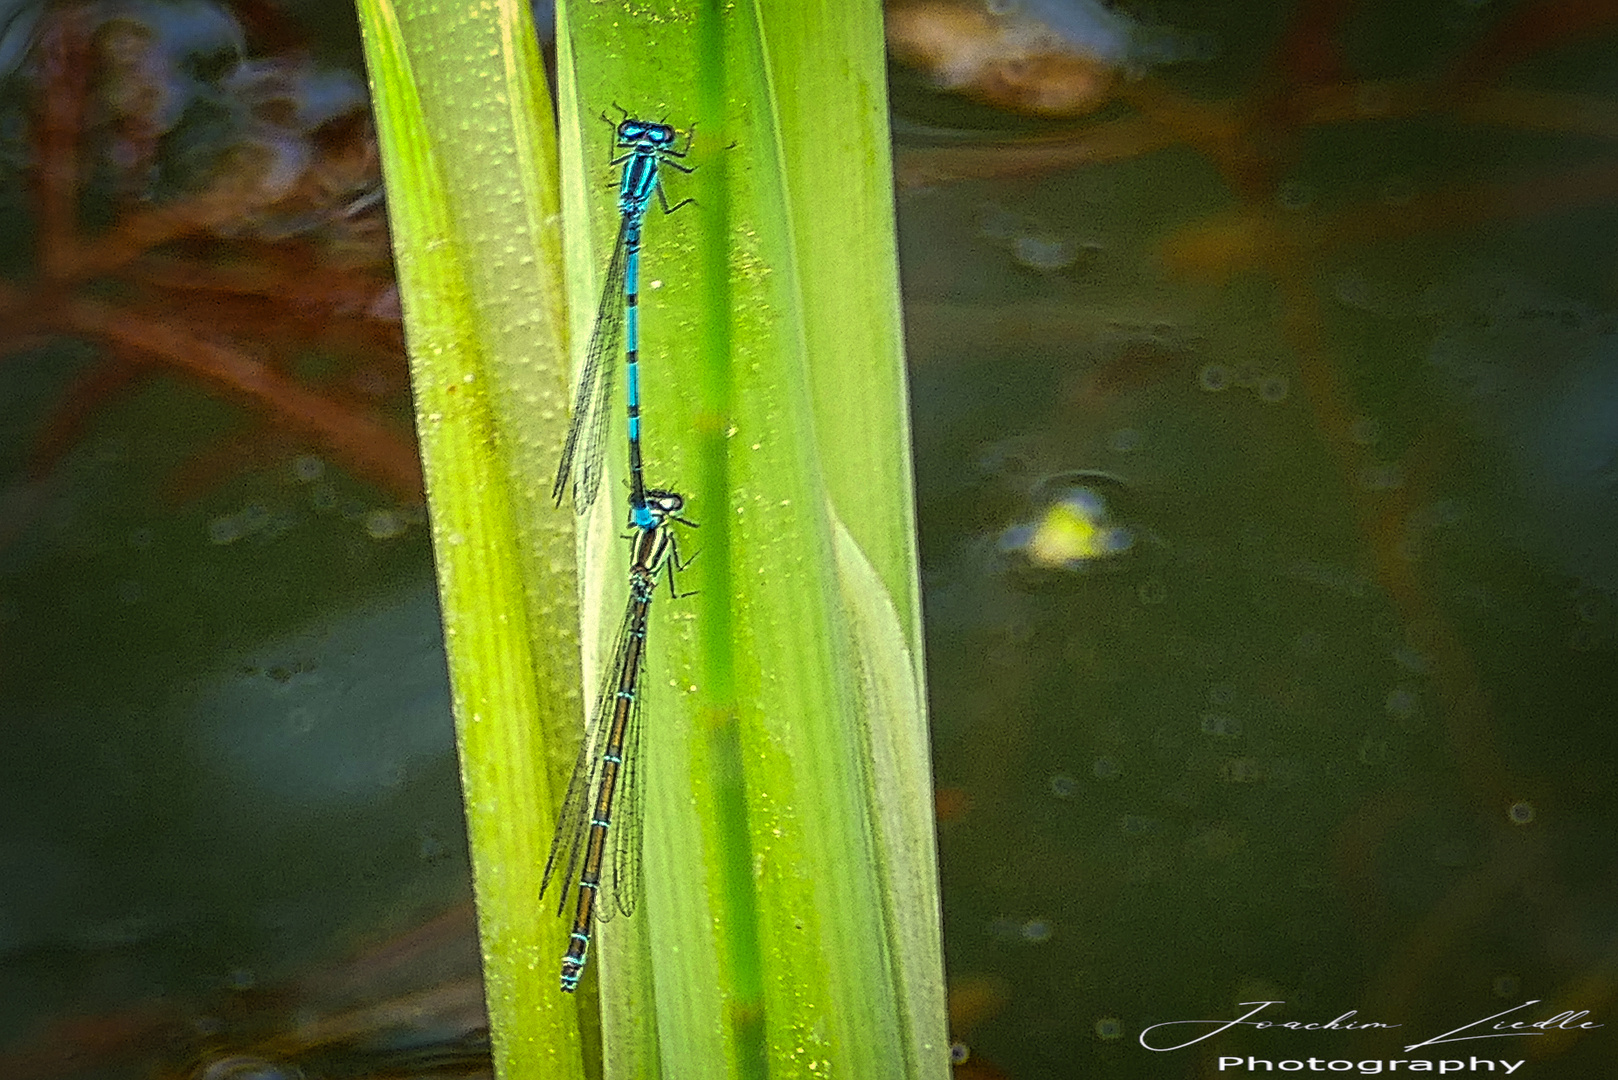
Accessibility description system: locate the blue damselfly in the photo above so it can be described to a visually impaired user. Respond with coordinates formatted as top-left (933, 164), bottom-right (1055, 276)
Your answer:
top-left (551, 115), bottom-right (693, 530)
top-left (540, 489), bottom-right (693, 991)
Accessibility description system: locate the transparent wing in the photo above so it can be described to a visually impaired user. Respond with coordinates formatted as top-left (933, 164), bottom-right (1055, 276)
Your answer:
top-left (602, 598), bottom-right (652, 922)
top-left (538, 699), bottom-right (605, 916)
top-left (539, 584), bottom-right (641, 915)
top-left (551, 215), bottom-right (630, 514)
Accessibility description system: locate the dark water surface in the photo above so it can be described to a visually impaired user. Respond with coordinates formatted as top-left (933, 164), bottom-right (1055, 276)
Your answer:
top-left (901, 2), bottom-right (1618, 1077)
top-left (2, 2), bottom-right (1617, 1079)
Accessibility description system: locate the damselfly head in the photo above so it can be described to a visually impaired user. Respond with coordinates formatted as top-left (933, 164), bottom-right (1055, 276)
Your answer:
top-left (644, 489), bottom-right (686, 516)
top-left (619, 118), bottom-right (677, 149)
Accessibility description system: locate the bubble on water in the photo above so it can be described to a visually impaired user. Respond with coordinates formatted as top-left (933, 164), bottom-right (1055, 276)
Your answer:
top-left (1015, 486), bottom-right (1135, 569)
top-left (1092, 756), bottom-right (1119, 779)
top-left (1021, 919), bottom-right (1052, 943)
top-left (1385, 686), bottom-right (1420, 722)
top-left (950, 1043), bottom-right (971, 1065)
top-left (1109, 427), bottom-right (1141, 453)
top-left (1094, 1017), bottom-right (1124, 1040)
top-left (1507, 801), bottom-right (1536, 825)
top-left (997, 523), bottom-right (1034, 554)
top-left (209, 515), bottom-right (245, 545)
top-left (1257, 374), bottom-right (1290, 403)
top-left (1392, 644), bottom-right (1429, 674)
top-left (1197, 363), bottom-right (1230, 392)
top-left (1049, 773), bottom-right (1078, 798)
top-left (364, 509), bottom-right (407, 539)
top-left (1063, 485), bottom-right (1106, 517)
top-left (418, 827), bottom-right (447, 862)
top-left (1014, 234), bottom-right (1079, 272)
top-left (1100, 526), bottom-right (1135, 555)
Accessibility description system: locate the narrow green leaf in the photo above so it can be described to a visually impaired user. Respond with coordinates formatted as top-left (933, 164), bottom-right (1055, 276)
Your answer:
top-left (558, 3), bottom-right (950, 1077)
top-left (363, 0), bottom-right (945, 1072)
top-left (356, 2), bottom-right (597, 1078)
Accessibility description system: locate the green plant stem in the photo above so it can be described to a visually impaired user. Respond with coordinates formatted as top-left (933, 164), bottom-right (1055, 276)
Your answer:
top-left (357, 2), bottom-right (598, 1078)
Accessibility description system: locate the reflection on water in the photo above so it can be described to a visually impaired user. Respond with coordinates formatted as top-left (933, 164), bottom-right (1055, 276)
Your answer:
top-left (904, 0), bottom-right (1618, 1076)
